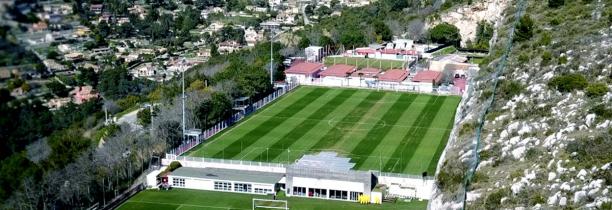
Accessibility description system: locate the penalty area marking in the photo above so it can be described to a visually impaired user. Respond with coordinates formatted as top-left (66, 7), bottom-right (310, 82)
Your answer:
top-left (121, 200), bottom-right (251, 210)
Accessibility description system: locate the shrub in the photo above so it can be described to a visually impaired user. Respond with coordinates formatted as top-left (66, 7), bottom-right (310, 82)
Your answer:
top-left (558, 55), bottom-right (568, 65)
top-left (485, 188), bottom-right (509, 210)
top-left (590, 104), bottom-right (612, 119)
top-left (566, 134), bottom-right (612, 168)
top-left (547, 73), bottom-right (588, 92)
top-left (518, 53), bottom-right (530, 64)
top-left (586, 83), bottom-right (608, 97)
top-left (459, 121), bottom-right (477, 137)
top-left (436, 159), bottom-right (466, 192)
top-left (514, 15), bottom-right (534, 42)
top-left (548, 0), bottom-right (564, 8)
top-left (167, 161), bottom-right (182, 172)
top-left (541, 51), bottom-right (553, 66)
top-left (498, 80), bottom-right (524, 100)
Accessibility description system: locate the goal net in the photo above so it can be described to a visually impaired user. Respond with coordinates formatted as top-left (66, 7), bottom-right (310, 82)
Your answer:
top-left (252, 198), bottom-right (288, 210)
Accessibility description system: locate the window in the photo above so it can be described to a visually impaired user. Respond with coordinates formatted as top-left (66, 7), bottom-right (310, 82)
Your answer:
top-left (172, 178), bottom-right (185, 187)
top-left (350, 192), bottom-right (362, 201)
top-left (214, 181), bottom-right (232, 191)
top-left (234, 183), bottom-right (252, 193)
top-left (329, 190), bottom-right (348, 200)
top-left (292, 186), bottom-right (306, 196)
top-left (307, 188), bottom-right (327, 198)
top-left (255, 188), bottom-right (273, 194)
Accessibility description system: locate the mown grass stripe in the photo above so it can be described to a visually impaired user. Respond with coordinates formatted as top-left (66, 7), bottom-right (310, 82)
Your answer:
top-left (308, 91), bottom-right (386, 151)
top-left (351, 93), bottom-right (417, 168)
top-left (251, 89), bottom-right (359, 161)
top-left (212, 88), bottom-right (329, 158)
top-left (385, 96), bottom-right (447, 173)
top-left (425, 99), bottom-right (459, 173)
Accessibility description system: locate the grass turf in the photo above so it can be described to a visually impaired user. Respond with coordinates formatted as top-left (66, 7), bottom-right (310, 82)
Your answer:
top-left (117, 189), bottom-right (427, 210)
top-left (323, 57), bottom-right (406, 70)
top-left (185, 86), bottom-right (460, 175)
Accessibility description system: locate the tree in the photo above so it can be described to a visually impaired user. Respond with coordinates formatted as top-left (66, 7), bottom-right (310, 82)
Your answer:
top-left (316, 5), bottom-right (332, 17)
top-left (137, 108), bottom-right (152, 126)
top-left (330, 0), bottom-right (340, 9)
top-left (305, 4), bottom-right (315, 16)
top-left (47, 50), bottom-right (59, 59)
top-left (428, 22), bottom-right (461, 46)
top-left (548, 0), bottom-right (564, 8)
top-left (298, 37), bottom-right (310, 49)
top-left (374, 21), bottom-right (393, 42)
top-left (339, 30), bottom-right (367, 49)
top-left (514, 15), bottom-right (534, 42)
top-left (46, 80), bottom-right (69, 97)
top-left (472, 20), bottom-right (493, 50)
top-left (77, 68), bottom-right (98, 86)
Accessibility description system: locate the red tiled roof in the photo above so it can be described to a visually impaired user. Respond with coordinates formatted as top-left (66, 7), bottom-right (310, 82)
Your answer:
top-left (412, 70), bottom-right (444, 84)
top-left (355, 48), bottom-right (376, 54)
top-left (285, 62), bottom-right (324, 75)
top-left (351, 67), bottom-right (381, 78)
top-left (378, 69), bottom-right (408, 82)
top-left (320, 64), bottom-right (356, 77)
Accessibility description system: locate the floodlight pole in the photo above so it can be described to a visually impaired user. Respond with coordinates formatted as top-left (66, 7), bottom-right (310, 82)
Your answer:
top-left (182, 59), bottom-right (186, 143)
top-left (270, 32), bottom-right (274, 85)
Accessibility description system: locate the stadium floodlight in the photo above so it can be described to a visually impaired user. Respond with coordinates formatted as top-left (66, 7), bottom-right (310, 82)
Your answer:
top-left (252, 198), bottom-right (288, 210)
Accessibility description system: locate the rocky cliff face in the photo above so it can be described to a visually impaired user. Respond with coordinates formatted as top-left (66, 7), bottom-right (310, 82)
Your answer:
top-left (427, 0), bottom-right (510, 46)
top-left (431, 0), bottom-right (612, 209)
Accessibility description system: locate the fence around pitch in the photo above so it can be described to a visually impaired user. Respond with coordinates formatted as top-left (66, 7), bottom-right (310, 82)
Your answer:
top-left (165, 154), bottom-right (287, 168)
top-left (169, 83), bottom-right (298, 156)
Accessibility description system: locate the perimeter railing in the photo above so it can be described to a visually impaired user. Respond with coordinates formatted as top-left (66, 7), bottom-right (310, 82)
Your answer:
top-left (169, 82), bottom-right (299, 156)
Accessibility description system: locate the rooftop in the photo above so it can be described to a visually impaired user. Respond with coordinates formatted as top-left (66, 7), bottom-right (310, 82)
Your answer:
top-left (412, 70), bottom-right (444, 84)
top-left (293, 152), bottom-right (355, 172)
top-left (351, 67), bottom-right (381, 78)
top-left (378, 69), bottom-right (408, 82)
top-left (320, 64), bottom-right (356, 77)
top-left (171, 167), bottom-right (284, 184)
top-left (285, 62), bottom-right (324, 75)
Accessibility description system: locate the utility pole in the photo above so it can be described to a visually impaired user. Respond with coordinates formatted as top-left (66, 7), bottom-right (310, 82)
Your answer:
top-left (270, 36), bottom-right (274, 85)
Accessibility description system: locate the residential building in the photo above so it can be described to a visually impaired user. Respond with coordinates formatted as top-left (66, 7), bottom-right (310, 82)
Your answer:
top-left (46, 97), bottom-right (71, 110)
top-left (244, 27), bottom-right (262, 47)
top-left (43, 59), bottom-right (67, 72)
top-left (218, 41), bottom-right (241, 54)
top-left (285, 62), bottom-right (325, 84)
top-left (70, 86), bottom-right (99, 104)
top-left (305, 46), bottom-right (324, 62)
top-left (90, 4), bottom-right (103, 14)
top-left (131, 63), bottom-right (159, 78)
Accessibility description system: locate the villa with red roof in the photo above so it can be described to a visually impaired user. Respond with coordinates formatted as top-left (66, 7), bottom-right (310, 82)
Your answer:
top-left (284, 62), bottom-right (325, 84)
top-left (412, 70), bottom-right (444, 85)
top-left (320, 64), bottom-right (356, 86)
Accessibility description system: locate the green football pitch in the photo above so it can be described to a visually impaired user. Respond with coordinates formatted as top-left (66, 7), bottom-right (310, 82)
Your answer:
top-left (117, 189), bottom-right (427, 210)
top-left (323, 57), bottom-right (406, 70)
top-left (185, 86), bottom-right (460, 175)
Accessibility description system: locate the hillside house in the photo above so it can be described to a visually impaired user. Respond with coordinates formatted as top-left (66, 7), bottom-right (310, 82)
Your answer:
top-left (70, 86), bottom-right (99, 104)
top-left (218, 41), bottom-right (241, 54)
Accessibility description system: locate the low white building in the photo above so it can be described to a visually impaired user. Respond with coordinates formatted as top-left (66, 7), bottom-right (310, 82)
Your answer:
top-left (168, 167), bottom-right (282, 195)
top-left (319, 64), bottom-right (356, 87)
top-left (284, 62), bottom-right (325, 84)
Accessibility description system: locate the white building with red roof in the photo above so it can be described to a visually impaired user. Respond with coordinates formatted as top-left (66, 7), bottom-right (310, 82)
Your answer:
top-left (320, 64), bottom-right (357, 86)
top-left (377, 69), bottom-right (409, 89)
top-left (285, 62), bottom-right (325, 84)
top-left (348, 67), bottom-right (381, 87)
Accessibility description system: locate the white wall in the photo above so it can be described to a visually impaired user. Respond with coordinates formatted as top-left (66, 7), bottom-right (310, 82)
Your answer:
top-left (162, 157), bottom-right (286, 173)
top-left (293, 177), bottom-right (365, 193)
top-left (377, 175), bottom-right (434, 200)
top-left (169, 175), bottom-right (275, 195)
top-left (321, 76), bottom-right (347, 86)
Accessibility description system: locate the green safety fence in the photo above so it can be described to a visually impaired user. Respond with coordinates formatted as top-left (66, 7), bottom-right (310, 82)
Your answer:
top-left (460, 0), bottom-right (528, 209)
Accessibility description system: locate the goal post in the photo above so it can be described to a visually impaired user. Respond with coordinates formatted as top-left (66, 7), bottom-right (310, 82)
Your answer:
top-left (252, 198), bottom-right (288, 210)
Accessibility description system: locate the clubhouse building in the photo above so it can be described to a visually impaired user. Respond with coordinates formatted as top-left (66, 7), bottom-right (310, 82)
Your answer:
top-left (157, 152), bottom-right (434, 203)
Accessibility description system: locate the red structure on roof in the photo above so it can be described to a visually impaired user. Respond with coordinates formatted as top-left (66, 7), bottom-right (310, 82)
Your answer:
top-left (351, 67), bottom-right (381, 78)
top-left (285, 62), bottom-right (324, 75)
top-left (412, 70), bottom-right (444, 84)
top-left (320, 64), bottom-right (356, 77)
top-left (378, 69), bottom-right (408, 82)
